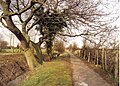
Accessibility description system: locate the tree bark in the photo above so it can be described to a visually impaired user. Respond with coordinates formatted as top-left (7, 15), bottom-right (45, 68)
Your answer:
top-left (46, 47), bottom-right (53, 60)
top-left (0, 1), bottom-right (40, 70)
top-left (30, 42), bottom-right (43, 64)
top-left (24, 48), bottom-right (39, 70)
top-left (46, 41), bottom-right (53, 60)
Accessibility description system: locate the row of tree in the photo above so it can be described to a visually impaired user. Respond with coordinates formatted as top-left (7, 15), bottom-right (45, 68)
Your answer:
top-left (0, 0), bottom-right (119, 70)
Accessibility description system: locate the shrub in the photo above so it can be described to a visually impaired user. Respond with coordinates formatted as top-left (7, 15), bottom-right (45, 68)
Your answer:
top-left (53, 40), bottom-right (65, 54)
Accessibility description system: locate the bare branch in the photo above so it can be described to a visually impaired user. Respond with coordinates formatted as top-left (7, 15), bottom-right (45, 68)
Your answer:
top-left (58, 33), bottom-right (89, 37)
top-left (27, 18), bottom-right (41, 33)
top-left (7, 1), bottom-right (36, 16)
top-left (0, 18), bottom-right (8, 28)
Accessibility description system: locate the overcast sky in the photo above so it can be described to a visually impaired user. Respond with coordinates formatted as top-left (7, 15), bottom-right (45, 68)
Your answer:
top-left (0, 1), bottom-right (120, 47)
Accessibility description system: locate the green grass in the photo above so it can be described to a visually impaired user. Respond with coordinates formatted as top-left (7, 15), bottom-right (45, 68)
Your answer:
top-left (17, 60), bottom-right (72, 86)
top-left (0, 49), bottom-right (21, 53)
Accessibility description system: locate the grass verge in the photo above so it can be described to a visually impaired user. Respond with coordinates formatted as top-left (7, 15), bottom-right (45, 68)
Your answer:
top-left (17, 57), bottom-right (72, 86)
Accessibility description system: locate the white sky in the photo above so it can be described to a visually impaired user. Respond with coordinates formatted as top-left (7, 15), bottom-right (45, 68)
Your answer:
top-left (0, 1), bottom-right (120, 47)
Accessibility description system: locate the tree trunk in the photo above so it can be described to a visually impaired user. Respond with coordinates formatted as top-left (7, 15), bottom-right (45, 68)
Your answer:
top-left (46, 47), bottom-right (53, 60)
top-left (30, 42), bottom-right (43, 64)
top-left (24, 48), bottom-right (39, 70)
top-left (46, 41), bottom-right (53, 60)
top-left (34, 44), bottom-right (43, 64)
top-left (1, 2), bottom-right (40, 70)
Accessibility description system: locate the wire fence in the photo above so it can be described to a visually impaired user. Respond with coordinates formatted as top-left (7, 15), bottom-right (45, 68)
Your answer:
top-left (78, 48), bottom-right (119, 81)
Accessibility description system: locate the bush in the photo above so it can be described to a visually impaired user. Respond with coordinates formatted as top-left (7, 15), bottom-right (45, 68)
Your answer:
top-left (53, 40), bottom-right (65, 54)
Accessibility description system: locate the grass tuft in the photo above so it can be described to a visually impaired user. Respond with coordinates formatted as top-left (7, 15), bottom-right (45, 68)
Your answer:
top-left (17, 60), bottom-right (72, 86)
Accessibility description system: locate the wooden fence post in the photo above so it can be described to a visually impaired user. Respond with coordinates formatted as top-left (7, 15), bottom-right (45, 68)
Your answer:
top-left (102, 48), bottom-right (105, 70)
top-left (83, 50), bottom-right (86, 59)
top-left (88, 51), bottom-right (90, 62)
top-left (79, 49), bottom-right (81, 58)
top-left (81, 49), bottom-right (83, 58)
top-left (105, 50), bottom-right (107, 71)
top-left (96, 50), bottom-right (99, 66)
top-left (94, 49), bottom-right (96, 64)
top-left (115, 52), bottom-right (119, 79)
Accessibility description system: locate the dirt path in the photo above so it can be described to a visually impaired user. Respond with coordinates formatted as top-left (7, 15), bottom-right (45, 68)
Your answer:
top-left (70, 54), bottom-right (112, 86)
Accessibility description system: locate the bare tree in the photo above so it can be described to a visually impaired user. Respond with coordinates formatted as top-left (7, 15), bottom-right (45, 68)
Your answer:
top-left (0, 0), bottom-right (43, 70)
top-left (0, 0), bottom-right (118, 70)
top-left (53, 40), bottom-right (65, 54)
top-left (81, 25), bottom-right (119, 49)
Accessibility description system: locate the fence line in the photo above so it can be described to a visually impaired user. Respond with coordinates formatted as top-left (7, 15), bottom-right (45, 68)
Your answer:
top-left (79, 48), bottom-right (119, 80)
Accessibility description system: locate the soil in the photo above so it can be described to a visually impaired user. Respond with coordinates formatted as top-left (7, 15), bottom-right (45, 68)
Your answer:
top-left (0, 53), bottom-right (28, 86)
